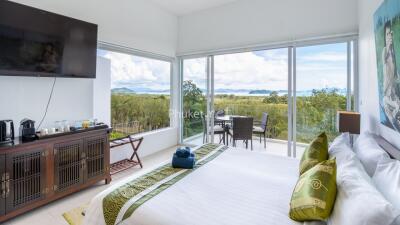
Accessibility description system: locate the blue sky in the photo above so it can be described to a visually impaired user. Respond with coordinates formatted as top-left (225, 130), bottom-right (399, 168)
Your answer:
top-left (99, 42), bottom-right (349, 93)
top-left (296, 43), bottom-right (348, 91)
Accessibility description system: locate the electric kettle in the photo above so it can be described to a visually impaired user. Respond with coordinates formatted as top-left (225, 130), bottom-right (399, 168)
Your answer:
top-left (20, 119), bottom-right (37, 142)
top-left (0, 120), bottom-right (15, 145)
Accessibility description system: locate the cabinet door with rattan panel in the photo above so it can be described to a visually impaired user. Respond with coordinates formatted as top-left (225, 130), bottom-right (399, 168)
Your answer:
top-left (0, 154), bottom-right (5, 216)
top-left (84, 134), bottom-right (108, 182)
top-left (53, 139), bottom-right (84, 193)
top-left (5, 148), bottom-right (47, 213)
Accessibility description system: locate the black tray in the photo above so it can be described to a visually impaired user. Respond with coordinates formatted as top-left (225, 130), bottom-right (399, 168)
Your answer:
top-left (36, 124), bottom-right (110, 140)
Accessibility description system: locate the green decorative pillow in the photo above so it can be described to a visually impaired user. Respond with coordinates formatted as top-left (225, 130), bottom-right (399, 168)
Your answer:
top-left (299, 132), bottom-right (328, 175)
top-left (289, 158), bottom-right (337, 221)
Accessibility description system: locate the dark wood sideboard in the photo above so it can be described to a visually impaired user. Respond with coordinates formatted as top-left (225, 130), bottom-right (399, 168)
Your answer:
top-left (0, 127), bottom-right (112, 222)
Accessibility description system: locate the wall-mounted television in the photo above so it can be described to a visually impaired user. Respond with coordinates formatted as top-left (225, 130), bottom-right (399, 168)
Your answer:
top-left (0, 1), bottom-right (98, 78)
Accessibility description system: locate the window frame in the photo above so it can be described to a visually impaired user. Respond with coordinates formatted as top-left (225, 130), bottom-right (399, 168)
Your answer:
top-left (98, 41), bottom-right (175, 137)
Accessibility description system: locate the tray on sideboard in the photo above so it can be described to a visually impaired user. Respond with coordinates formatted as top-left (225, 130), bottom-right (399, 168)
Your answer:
top-left (36, 124), bottom-right (111, 140)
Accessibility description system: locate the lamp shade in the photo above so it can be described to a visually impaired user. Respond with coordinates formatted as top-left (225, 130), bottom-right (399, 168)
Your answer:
top-left (337, 111), bottom-right (361, 134)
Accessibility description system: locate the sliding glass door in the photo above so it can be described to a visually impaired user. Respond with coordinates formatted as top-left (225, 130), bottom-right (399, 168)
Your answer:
top-left (181, 58), bottom-right (208, 145)
top-left (180, 38), bottom-right (358, 158)
top-left (213, 48), bottom-right (289, 150)
top-left (292, 41), bottom-right (354, 157)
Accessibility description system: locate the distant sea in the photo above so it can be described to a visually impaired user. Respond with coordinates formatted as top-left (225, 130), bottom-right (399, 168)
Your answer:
top-left (112, 88), bottom-right (347, 97)
top-left (213, 90), bottom-right (347, 97)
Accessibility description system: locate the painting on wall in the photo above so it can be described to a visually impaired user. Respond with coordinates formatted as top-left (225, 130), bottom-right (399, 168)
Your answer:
top-left (374, 0), bottom-right (400, 132)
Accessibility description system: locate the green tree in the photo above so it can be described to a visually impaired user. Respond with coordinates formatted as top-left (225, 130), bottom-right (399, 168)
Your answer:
top-left (263, 91), bottom-right (287, 104)
top-left (183, 80), bottom-right (206, 138)
top-left (183, 80), bottom-right (204, 105)
top-left (110, 93), bottom-right (170, 139)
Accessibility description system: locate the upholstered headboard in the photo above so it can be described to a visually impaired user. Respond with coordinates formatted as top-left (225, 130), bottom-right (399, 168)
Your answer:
top-left (374, 135), bottom-right (400, 160)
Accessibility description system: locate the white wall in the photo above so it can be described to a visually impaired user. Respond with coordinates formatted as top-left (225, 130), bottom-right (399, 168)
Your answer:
top-left (358, 0), bottom-right (400, 149)
top-left (94, 57), bottom-right (111, 126)
top-left (178, 0), bottom-right (359, 55)
top-left (0, 1), bottom-right (180, 159)
top-left (0, 76), bottom-right (93, 132)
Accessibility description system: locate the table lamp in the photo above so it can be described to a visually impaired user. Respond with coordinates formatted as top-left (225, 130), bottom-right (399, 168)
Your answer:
top-left (337, 111), bottom-right (361, 146)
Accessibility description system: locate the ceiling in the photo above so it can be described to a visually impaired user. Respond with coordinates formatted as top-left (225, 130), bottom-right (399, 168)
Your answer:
top-left (149, 0), bottom-right (239, 16)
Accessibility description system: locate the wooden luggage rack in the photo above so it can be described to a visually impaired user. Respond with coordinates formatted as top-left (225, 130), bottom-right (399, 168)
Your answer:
top-left (109, 136), bottom-right (143, 175)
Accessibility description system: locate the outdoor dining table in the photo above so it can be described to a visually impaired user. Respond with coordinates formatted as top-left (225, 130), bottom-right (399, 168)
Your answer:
top-left (214, 115), bottom-right (245, 144)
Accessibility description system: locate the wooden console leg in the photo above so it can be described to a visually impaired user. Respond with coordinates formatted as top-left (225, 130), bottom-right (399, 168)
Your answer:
top-left (105, 176), bottom-right (112, 184)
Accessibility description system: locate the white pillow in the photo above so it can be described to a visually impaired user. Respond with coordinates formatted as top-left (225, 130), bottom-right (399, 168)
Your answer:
top-left (329, 134), bottom-right (361, 176)
top-left (353, 132), bottom-right (390, 176)
top-left (328, 141), bottom-right (400, 225)
top-left (332, 132), bottom-right (350, 145)
top-left (373, 157), bottom-right (400, 210)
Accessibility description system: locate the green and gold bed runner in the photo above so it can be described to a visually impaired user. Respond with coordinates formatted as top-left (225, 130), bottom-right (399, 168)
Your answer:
top-left (102, 143), bottom-right (228, 225)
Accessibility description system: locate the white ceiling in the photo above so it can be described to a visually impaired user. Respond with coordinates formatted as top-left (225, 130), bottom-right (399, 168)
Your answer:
top-left (149, 0), bottom-right (239, 16)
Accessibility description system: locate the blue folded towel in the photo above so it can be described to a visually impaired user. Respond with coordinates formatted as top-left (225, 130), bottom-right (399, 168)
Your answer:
top-left (172, 154), bottom-right (195, 169)
top-left (175, 147), bottom-right (192, 158)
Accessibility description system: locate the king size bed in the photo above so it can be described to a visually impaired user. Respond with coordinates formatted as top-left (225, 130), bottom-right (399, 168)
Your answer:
top-left (83, 134), bottom-right (400, 225)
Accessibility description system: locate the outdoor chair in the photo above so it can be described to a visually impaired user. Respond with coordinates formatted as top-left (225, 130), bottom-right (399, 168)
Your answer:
top-left (202, 116), bottom-right (225, 144)
top-left (215, 109), bottom-right (225, 117)
top-left (228, 117), bottom-right (254, 150)
top-left (253, 112), bottom-right (269, 148)
top-left (214, 109), bottom-right (226, 127)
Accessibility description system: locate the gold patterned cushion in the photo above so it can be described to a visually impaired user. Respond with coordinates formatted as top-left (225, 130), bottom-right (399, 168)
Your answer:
top-left (299, 132), bottom-right (328, 175)
top-left (289, 158), bottom-right (337, 221)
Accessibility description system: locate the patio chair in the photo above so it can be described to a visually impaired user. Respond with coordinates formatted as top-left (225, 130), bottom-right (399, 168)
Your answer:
top-left (202, 116), bottom-right (225, 144)
top-left (253, 112), bottom-right (269, 148)
top-left (215, 109), bottom-right (225, 117)
top-left (228, 117), bottom-right (254, 150)
top-left (214, 109), bottom-right (225, 127)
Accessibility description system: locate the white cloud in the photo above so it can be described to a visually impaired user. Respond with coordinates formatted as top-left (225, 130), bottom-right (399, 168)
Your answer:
top-left (103, 47), bottom-right (349, 93)
top-left (183, 50), bottom-right (289, 91)
top-left (299, 52), bottom-right (347, 62)
top-left (183, 49), bottom-right (348, 92)
top-left (183, 58), bottom-right (207, 88)
top-left (103, 51), bottom-right (171, 90)
top-left (213, 51), bottom-right (288, 90)
top-left (297, 63), bottom-right (347, 90)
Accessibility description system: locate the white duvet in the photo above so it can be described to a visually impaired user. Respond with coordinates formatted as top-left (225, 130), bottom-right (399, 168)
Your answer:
top-left (84, 146), bottom-right (310, 225)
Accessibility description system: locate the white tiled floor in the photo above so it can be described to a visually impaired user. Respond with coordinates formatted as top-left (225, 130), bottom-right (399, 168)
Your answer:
top-left (4, 139), bottom-right (304, 225)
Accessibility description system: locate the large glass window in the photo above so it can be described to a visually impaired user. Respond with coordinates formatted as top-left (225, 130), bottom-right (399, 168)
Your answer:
top-left (98, 49), bottom-right (171, 139)
top-left (295, 43), bottom-right (348, 143)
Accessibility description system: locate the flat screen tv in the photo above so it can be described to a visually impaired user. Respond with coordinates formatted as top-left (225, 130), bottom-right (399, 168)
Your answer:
top-left (0, 1), bottom-right (98, 78)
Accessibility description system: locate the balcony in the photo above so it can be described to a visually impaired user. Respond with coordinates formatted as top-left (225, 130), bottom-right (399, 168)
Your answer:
top-left (183, 134), bottom-right (306, 159)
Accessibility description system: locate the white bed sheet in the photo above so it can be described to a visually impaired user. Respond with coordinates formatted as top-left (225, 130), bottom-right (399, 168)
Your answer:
top-left (84, 146), bottom-right (314, 225)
